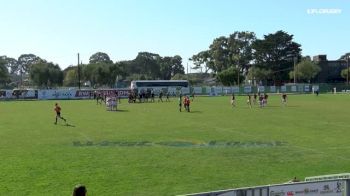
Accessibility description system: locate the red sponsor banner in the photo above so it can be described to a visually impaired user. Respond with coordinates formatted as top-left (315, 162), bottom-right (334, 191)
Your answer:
top-left (75, 90), bottom-right (93, 98)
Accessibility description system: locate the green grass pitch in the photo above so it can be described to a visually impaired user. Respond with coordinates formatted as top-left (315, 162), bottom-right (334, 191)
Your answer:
top-left (0, 94), bottom-right (350, 195)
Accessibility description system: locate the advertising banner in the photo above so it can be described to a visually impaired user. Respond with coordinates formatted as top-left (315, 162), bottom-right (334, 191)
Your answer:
top-left (232, 86), bottom-right (240, 93)
top-left (269, 180), bottom-right (345, 196)
top-left (281, 86), bottom-right (287, 92)
top-left (291, 86), bottom-right (297, 92)
top-left (215, 87), bottom-right (223, 95)
top-left (193, 87), bottom-right (202, 94)
top-left (0, 90), bottom-right (6, 99)
top-left (244, 86), bottom-right (252, 93)
top-left (38, 90), bottom-right (76, 100)
top-left (298, 85), bottom-right (304, 92)
top-left (258, 86), bottom-right (265, 93)
top-left (222, 87), bottom-right (232, 95)
top-left (270, 86), bottom-right (276, 93)
top-left (304, 85), bottom-right (310, 92)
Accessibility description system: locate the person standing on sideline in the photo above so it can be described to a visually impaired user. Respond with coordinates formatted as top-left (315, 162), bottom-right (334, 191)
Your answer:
top-left (166, 91), bottom-right (170, 102)
top-left (178, 94), bottom-right (182, 112)
top-left (54, 103), bottom-right (67, 125)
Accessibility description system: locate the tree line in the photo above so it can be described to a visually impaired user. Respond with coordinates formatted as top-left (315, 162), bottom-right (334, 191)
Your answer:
top-left (0, 52), bottom-right (185, 88)
top-left (1, 30), bottom-right (349, 88)
top-left (192, 30), bottom-right (348, 85)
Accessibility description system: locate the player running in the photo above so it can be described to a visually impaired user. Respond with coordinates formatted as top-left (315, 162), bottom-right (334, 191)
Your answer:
top-left (282, 93), bottom-right (288, 106)
top-left (263, 93), bottom-right (269, 106)
top-left (54, 103), bottom-right (67, 125)
top-left (246, 94), bottom-right (252, 108)
top-left (166, 92), bottom-right (170, 102)
top-left (231, 93), bottom-right (236, 107)
top-left (253, 93), bottom-right (257, 105)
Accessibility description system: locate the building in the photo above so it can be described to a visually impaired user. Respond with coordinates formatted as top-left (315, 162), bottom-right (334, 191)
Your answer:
top-left (313, 54), bottom-right (347, 83)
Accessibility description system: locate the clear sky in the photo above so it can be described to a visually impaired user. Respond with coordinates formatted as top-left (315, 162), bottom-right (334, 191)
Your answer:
top-left (0, 0), bottom-right (349, 71)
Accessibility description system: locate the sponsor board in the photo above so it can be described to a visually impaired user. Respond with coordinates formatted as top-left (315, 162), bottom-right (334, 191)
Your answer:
top-left (269, 180), bottom-right (345, 196)
top-left (222, 87), bottom-right (232, 94)
top-left (244, 86), bottom-right (252, 93)
top-left (193, 87), bottom-right (202, 94)
top-left (304, 85), bottom-right (310, 92)
top-left (258, 86), bottom-right (265, 93)
top-left (312, 85), bottom-right (319, 91)
top-left (0, 90), bottom-right (38, 99)
top-left (38, 90), bottom-right (76, 100)
top-left (270, 86), bottom-right (276, 93)
top-left (298, 85), bottom-right (304, 92)
top-left (232, 87), bottom-right (240, 93)
top-left (281, 86), bottom-right (287, 92)
top-left (291, 86), bottom-right (297, 92)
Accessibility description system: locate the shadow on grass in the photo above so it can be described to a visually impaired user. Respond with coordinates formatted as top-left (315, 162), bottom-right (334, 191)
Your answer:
top-left (105, 109), bottom-right (129, 112)
top-left (188, 111), bottom-right (202, 113)
top-left (58, 123), bottom-right (76, 127)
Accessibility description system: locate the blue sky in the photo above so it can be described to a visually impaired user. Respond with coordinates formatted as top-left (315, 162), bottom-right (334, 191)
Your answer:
top-left (0, 0), bottom-right (349, 71)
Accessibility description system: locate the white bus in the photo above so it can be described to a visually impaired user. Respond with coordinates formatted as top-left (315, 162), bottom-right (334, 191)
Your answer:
top-left (130, 80), bottom-right (190, 95)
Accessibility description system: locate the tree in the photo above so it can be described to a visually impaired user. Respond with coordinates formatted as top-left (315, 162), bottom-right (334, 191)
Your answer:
top-left (132, 52), bottom-right (161, 79)
top-left (227, 31), bottom-right (256, 74)
top-left (0, 59), bottom-right (10, 86)
top-left (30, 62), bottom-right (63, 87)
top-left (159, 55), bottom-right (185, 80)
top-left (191, 31), bottom-right (255, 75)
top-left (0, 56), bottom-right (18, 74)
top-left (209, 36), bottom-right (230, 73)
top-left (171, 73), bottom-right (187, 80)
top-left (17, 54), bottom-right (43, 75)
top-left (82, 63), bottom-right (119, 87)
top-left (216, 67), bottom-right (243, 86)
top-left (341, 67), bottom-right (350, 81)
top-left (289, 59), bottom-right (321, 83)
top-left (89, 52), bottom-right (113, 64)
top-left (191, 50), bottom-right (214, 73)
top-left (63, 66), bottom-right (78, 86)
top-left (252, 30), bottom-right (302, 84)
top-left (246, 67), bottom-right (272, 85)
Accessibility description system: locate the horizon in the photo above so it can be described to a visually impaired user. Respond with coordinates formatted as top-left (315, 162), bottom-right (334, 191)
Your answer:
top-left (1, 0), bottom-right (349, 71)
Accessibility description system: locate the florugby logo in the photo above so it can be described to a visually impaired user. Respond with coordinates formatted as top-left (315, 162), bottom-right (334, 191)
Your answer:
top-left (307, 8), bottom-right (342, 14)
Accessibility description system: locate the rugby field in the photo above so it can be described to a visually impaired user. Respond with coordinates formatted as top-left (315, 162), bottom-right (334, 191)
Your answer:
top-left (0, 94), bottom-right (350, 195)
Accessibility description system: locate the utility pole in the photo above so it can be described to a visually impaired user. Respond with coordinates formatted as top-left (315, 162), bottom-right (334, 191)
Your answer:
top-left (237, 60), bottom-right (240, 87)
top-left (77, 53), bottom-right (81, 90)
top-left (347, 56), bottom-right (349, 85)
top-left (187, 62), bottom-right (189, 81)
top-left (293, 56), bottom-right (297, 84)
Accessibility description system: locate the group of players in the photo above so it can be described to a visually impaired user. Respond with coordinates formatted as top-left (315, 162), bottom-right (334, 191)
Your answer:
top-left (231, 92), bottom-right (288, 108)
top-left (54, 90), bottom-right (288, 125)
top-left (128, 90), bottom-right (174, 103)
